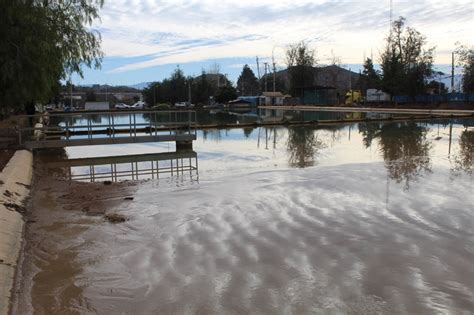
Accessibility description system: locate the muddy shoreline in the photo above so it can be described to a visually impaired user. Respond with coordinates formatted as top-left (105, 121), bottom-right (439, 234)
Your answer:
top-left (12, 166), bottom-right (139, 314)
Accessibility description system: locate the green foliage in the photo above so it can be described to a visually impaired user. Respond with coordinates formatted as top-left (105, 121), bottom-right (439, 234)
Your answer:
top-left (285, 41), bottom-right (316, 97)
top-left (143, 68), bottom-right (189, 106)
top-left (380, 17), bottom-right (434, 96)
top-left (455, 43), bottom-right (474, 92)
top-left (86, 91), bottom-right (96, 102)
top-left (361, 58), bottom-right (381, 90)
top-left (215, 85), bottom-right (238, 103)
top-left (0, 0), bottom-right (103, 109)
top-left (143, 69), bottom-right (236, 106)
top-left (192, 70), bottom-right (213, 104)
top-left (237, 65), bottom-right (259, 96)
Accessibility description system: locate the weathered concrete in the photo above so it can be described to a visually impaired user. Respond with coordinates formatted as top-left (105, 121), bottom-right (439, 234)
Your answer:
top-left (0, 150), bottom-right (32, 315)
top-left (259, 105), bottom-right (474, 115)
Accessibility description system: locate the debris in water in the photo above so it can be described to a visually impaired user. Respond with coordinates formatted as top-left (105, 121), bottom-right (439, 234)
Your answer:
top-left (124, 196), bottom-right (134, 200)
top-left (103, 180), bottom-right (112, 185)
top-left (104, 213), bottom-right (127, 223)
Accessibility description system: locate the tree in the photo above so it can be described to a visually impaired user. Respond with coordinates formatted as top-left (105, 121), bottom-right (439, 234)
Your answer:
top-left (455, 43), bottom-right (474, 92)
top-left (192, 70), bottom-right (213, 105)
top-left (380, 17), bottom-right (435, 97)
top-left (215, 85), bottom-right (238, 103)
top-left (286, 41), bottom-right (316, 97)
top-left (0, 1), bottom-right (103, 110)
top-left (86, 91), bottom-right (96, 102)
top-left (237, 65), bottom-right (259, 96)
top-left (362, 58), bottom-right (381, 90)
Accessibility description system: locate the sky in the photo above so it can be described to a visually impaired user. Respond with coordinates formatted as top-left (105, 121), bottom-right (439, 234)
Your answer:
top-left (73, 0), bottom-right (474, 87)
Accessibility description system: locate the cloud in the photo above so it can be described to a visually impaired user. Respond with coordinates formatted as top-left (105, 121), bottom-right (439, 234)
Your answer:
top-left (93, 0), bottom-right (474, 73)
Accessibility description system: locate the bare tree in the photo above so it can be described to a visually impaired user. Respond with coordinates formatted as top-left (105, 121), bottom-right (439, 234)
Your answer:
top-left (285, 41), bottom-right (317, 96)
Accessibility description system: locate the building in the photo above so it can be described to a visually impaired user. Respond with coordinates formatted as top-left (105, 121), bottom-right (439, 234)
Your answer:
top-left (301, 86), bottom-right (338, 105)
top-left (84, 102), bottom-right (110, 111)
top-left (259, 92), bottom-right (287, 106)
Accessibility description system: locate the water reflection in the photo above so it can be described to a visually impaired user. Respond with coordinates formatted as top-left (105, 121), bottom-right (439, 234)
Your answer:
top-left (358, 122), bottom-right (432, 188)
top-left (44, 151), bottom-right (199, 182)
top-left (287, 126), bottom-right (326, 168)
top-left (452, 129), bottom-right (474, 175)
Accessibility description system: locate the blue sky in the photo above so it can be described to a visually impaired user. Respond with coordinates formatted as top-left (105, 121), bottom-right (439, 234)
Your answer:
top-left (73, 0), bottom-right (474, 86)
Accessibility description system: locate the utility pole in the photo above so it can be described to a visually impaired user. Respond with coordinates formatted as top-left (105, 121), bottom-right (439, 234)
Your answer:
top-left (451, 52), bottom-right (455, 92)
top-left (188, 81), bottom-right (192, 104)
top-left (272, 56), bottom-right (276, 92)
top-left (264, 62), bottom-right (268, 92)
top-left (69, 79), bottom-right (72, 108)
top-left (256, 56), bottom-right (261, 79)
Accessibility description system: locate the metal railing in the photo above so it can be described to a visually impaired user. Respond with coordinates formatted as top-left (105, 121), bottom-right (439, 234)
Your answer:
top-left (17, 110), bottom-right (197, 148)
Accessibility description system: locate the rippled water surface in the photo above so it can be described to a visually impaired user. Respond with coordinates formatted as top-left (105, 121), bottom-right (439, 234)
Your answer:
top-left (15, 119), bottom-right (474, 314)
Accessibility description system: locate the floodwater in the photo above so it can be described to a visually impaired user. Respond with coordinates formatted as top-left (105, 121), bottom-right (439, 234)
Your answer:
top-left (14, 118), bottom-right (474, 314)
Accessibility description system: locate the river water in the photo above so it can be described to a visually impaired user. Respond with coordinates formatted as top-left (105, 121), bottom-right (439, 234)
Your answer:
top-left (14, 118), bottom-right (474, 314)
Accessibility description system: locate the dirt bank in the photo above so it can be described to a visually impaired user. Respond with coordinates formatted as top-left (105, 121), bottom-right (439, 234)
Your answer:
top-left (0, 150), bottom-right (32, 315)
top-left (12, 163), bottom-right (138, 314)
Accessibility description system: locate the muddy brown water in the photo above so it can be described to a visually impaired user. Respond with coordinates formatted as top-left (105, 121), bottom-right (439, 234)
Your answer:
top-left (13, 120), bottom-right (474, 314)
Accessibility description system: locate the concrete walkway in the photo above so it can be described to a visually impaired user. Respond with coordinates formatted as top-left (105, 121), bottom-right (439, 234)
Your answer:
top-left (0, 150), bottom-right (32, 315)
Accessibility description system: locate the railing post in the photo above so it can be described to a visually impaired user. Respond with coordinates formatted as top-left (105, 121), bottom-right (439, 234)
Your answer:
top-left (112, 115), bottom-right (115, 138)
top-left (65, 119), bottom-right (69, 141)
top-left (133, 112), bottom-right (137, 139)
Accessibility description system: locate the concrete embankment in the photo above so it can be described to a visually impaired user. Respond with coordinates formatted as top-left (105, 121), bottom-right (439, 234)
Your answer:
top-left (0, 150), bottom-right (32, 315)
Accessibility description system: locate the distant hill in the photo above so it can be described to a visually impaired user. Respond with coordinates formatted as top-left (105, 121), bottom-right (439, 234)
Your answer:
top-left (128, 82), bottom-right (152, 90)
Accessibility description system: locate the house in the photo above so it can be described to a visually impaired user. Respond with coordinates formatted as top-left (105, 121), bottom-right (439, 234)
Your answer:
top-left (259, 92), bottom-right (287, 106)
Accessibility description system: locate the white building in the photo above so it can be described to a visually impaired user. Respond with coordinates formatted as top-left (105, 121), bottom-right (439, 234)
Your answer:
top-left (259, 92), bottom-right (286, 106)
top-left (84, 102), bottom-right (110, 111)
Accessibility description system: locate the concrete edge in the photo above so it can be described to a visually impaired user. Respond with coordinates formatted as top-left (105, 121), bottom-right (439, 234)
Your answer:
top-left (0, 150), bottom-right (33, 315)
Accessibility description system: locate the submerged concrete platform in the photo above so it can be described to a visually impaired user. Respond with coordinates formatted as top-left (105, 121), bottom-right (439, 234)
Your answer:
top-left (23, 133), bottom-right (196, 149)
top-left (259, 105), bottom-right (474, 116)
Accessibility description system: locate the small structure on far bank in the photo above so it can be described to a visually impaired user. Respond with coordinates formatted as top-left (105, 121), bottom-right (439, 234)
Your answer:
top-left (84, 102), bottom-right (110, 111)
top-left (259, 92), bottom-right (288, 106)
